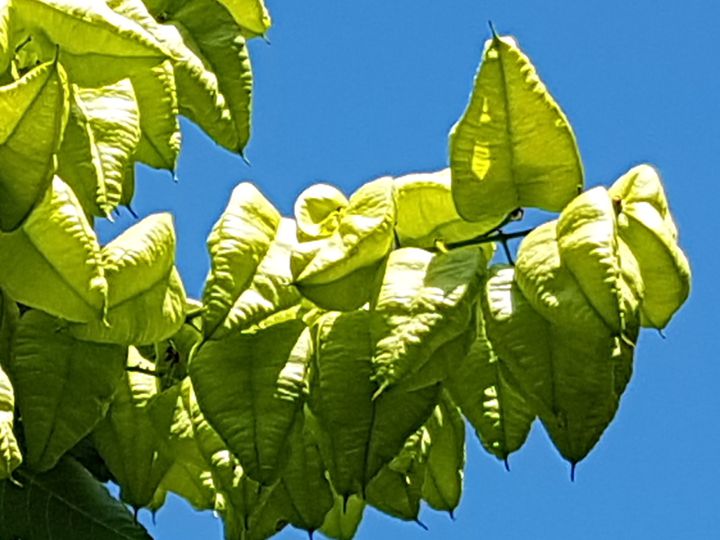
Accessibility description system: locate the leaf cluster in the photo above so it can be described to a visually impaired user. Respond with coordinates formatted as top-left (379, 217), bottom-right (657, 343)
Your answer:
top-left (0, 6), bottom-right (691, 540)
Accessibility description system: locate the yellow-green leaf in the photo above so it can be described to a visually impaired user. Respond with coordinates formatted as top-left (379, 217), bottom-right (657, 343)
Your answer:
top-left (92, 348), bottom-right (177, 508)
top-left (371, 246), bottom-right (485, 392)
top-left (292, 176), bottom-right (395, 286)
top-left (58, 79), bottom-right (141, 217)
top-left (190, 319), bottom-right (307, 485)
top-left (393, 169), bottom-right (492, 249)
top-left (217, 0), bottom-right (272, 36)
top-left (202, 182), bottom-right (281, 338)
top-left (449, 34), bottom-right (583, 228)
top-left (70, 213), bottom-right (186, 344)
top-left (0, 177), bottom-right (107, 322)
top-left (294, 183), bottom-right (348, 242)
top-left (0, 59), bottom-right (68, 231)
top-left (0, 365), bottom-right (21, 479)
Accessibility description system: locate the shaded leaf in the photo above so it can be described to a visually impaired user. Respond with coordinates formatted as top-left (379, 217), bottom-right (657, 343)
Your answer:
top-left (0, 176), bottom-right (107, 322)
top-left (10, 310), bottom-right (125, 472)
top-left (422, 394), bottom-right (465, 513)
top-left (449, 34), bottom-right (582, 229)
top-left (190, 319), bottom-right (306, 485)
top-left (0, 457), bottom-right (151, 539)
top-left (92, 348), bottom-right (178, 508)
top-left (320, 493), bottom-right (365, 540)
top-left (0, 58), bottom-right (68, 231)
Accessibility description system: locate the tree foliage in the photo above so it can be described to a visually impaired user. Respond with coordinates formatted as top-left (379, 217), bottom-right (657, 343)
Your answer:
top-left (0, 2), bottom-right (691, 539)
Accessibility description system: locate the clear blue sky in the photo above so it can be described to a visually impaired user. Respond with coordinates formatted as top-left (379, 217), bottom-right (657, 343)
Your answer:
top-left (100, 1), bottom-right (720, 538)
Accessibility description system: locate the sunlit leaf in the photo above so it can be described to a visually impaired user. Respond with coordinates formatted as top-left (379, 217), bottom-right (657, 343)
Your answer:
top-left (320, 493), bottom-right (365, 540)
top-left (70, 213), bottom-right (186, 345)
top-left (371, 246), bottom-right (485, 392)
top-left (58, 79), bottom-right (141, 217)
top-left (216, 0), bottom-right (272, 37)
top-left (393, 169), bottom-right (493, 249)
top-left (0, 58), bottom-right (68, 231)
top-left (0, 364), bottom-right (21, 479)
top-left (0, 176), bottom-right (107, 322)
top-left (610, 165), bottom-right (691, 328)
top-left (202, 182), bottom-right (281, 338)
top-left (292, 176), bottom-right (396, 286)
top-left (449, 34), bottom-right (582, 229)
top-left (0, 457), bottom-right (151, 539)
top-left (10, 310), bottom-right (125, 472)
top-left (294, 183), bottom-right (348, 242)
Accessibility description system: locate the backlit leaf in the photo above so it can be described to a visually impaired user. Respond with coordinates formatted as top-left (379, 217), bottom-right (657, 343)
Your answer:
top-left (371, 246), bottom-right (485, 392)
top-left (70, 213), bottom-right (186, 345)
top-left (0, 58), bottom-right (68, 231)
top-left (320, 493), bottom-right (365, 540)
top-left (0, 365), bottom-right (21, 479)
top-left (449, 34), bottom-right (582, 228)
top-left (217, 0), bottom-right (272, 36)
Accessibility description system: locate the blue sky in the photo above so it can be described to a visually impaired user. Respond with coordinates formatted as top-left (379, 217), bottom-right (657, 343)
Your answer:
top-left (101, 1), bottom-right (719, 538)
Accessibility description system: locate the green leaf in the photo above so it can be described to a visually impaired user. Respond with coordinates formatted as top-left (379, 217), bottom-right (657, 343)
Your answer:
top-left (0, 1), bottom-right (12, 74)
top-left (0, 58), bottom-right (68, 231)
top-left (58, 79), bottom-right (141, 217)
top-left (9, 310), bottom-right (125, 472)
top-left (449, 34), bottom-right (583, 228)
top-left (166, 0), bottom-right (254, 153)
top-left (320, 493), bottom-right (365, 540)
top-left (556, 186), bottom-right (642, 334)
top-left (371, 246), bottom-right (485, 392)
top-left (190, 319), bottom-right (307, 485)
top-left (202, 182), bottom-right (281, 338)
top-left (70, 213), bottom-right (187, 345)
top-left (0, 364), bottom-right (21, 479)
top-left (216, 218), bottom-right (302, 337)
top-left (0, 457), bottom-right (151, 539)
top-left (309, 311), bottom-right (440, 498)
top-left (92, 348), bottom-right (178, 508)
top-left (0, 176), bottom-right (107, 322)
top-left (279, 410), bottom-right (334, 534)
top-left (14, 0), bottom-right (169, 61)
top-left (449, 266), bottom-right (536, 462)
top-left (292, 176), bottom-right (396, 286)
top-left (610, 165), bottom-right (691, 328)
top-left (512, 232), bottom-right (638, 464)
top-left (393, 169), bottom-right (493, 249)
top-left (422, 394), bottom-right (465, 513)
top-left (216, 0), bottom-right (272, 36)
top-left (366, 428), bottom-right (426, 522)
top-left (294, 183), bottom-right (348, 241)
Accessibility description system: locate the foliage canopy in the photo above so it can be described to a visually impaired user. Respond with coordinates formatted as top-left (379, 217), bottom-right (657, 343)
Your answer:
top-left (0, 2), bottom-right (690, 539)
